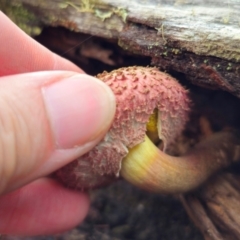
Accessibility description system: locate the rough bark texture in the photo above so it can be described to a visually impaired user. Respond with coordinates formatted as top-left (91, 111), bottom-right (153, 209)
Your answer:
top-left (3, 0), bottom-right (240, 97)
top-left (181, 173), bottom-right (240, 240)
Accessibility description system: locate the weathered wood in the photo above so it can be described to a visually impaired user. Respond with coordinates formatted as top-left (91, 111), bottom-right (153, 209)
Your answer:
top-left (5, 0), bottom-right (240, 97)
top-left (181, 173), bottom-right (240, 240)
top-left (10, 0), bottom-right (240, 60)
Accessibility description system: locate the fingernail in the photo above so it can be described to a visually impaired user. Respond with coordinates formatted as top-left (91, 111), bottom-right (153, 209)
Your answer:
top-left (42, 74), bottom-right (115, 149)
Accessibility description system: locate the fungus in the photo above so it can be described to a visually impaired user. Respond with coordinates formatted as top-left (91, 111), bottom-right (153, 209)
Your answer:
top-left (56, 66), bottom-right (240, 193)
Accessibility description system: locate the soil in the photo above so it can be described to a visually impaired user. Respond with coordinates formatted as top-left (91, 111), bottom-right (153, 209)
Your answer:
top-left (3, 180), bottom-right (203, 240)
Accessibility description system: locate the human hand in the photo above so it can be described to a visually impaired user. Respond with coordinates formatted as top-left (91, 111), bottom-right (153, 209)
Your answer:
top-left (0, 12), bottom-right (115, 236)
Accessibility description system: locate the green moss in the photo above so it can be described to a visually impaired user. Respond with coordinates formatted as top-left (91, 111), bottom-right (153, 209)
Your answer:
top-left (63, 0), bottom-right (94, 13)
top-left (172, 48), bottom-right (181, 54)
top-left (0, 0), bottom-right (42, 36)
top-left (95, 9), bottom-right (113, 21)
top-left (195, 39), bottom-right (240, 63)
top-left (163, 51), bottom-right (168, 56)
top-left (94, 5), bottom-right (128, 22)
top-left (226, 62), bottom-right (232, 70)
top-left (62, 0), bottom-right (127, 22)
top-left (114, 7), bottom-right (128, 22)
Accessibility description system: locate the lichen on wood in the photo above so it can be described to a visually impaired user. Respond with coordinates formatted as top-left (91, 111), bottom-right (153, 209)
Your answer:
top-left (5, 0), bottom-right (240, 98)
top-left (11, 0), bottom-right (240, 61)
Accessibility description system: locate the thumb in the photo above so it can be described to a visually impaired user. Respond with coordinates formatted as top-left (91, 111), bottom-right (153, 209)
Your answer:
top-left (0, 71), bottom-right (115, 194)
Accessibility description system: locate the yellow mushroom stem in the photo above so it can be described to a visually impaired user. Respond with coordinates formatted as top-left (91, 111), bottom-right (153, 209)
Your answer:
top-left (120, 131), bottom-right (240, 194)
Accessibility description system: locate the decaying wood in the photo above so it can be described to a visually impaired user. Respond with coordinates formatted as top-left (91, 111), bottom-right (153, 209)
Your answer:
top-left (5, 0), bottom-right (240, 97)
top-left (180, 195), bottom-right (223, 240)
top-left (181, 173), bottom-right (240, 240)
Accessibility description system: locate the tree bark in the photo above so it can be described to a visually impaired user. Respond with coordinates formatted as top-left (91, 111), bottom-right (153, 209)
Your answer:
top-left (4, 0), bottom-right (240, 97)
top-left (181, 173), bottom-right (240, 240)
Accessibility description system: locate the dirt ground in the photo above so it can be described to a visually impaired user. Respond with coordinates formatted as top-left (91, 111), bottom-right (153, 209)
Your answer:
top-left (3, 179), bottom-right (203, 240)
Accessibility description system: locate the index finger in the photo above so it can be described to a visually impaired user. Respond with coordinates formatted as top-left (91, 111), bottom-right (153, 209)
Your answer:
top-left (0, 11), bottom-right (83, 76)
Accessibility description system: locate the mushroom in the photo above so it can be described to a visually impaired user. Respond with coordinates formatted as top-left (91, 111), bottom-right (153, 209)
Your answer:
top-left (56, 66), bottom-right (240, 193)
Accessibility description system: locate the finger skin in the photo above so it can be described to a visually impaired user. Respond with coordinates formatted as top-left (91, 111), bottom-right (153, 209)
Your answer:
top-left (0, 178), bottom-right (89, 236)
top-left (0, 12), bottom-right (92, 236)
top-left (0, 71), bottom-right (115, 194)
top-left (0, 11), bottom-right (83, 76)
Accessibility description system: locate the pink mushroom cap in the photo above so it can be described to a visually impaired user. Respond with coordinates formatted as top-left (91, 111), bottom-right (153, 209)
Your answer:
top-left (56, 66), bottom-right (190, 189)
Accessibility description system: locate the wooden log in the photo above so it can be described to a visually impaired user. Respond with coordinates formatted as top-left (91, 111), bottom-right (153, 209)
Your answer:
top-left (181, 173), bottom-right (240, 240)
top-left (4, 0), bottom-right (240, 97)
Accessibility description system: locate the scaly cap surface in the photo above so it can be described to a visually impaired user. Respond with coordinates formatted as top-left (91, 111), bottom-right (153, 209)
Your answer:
top-left (56, 66), bottom-right (190, 189)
